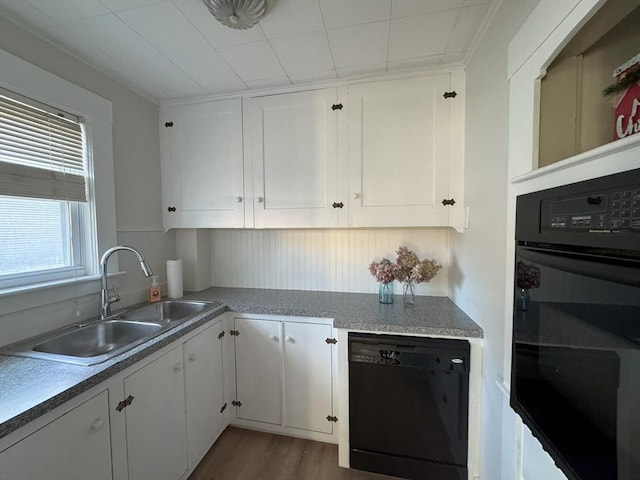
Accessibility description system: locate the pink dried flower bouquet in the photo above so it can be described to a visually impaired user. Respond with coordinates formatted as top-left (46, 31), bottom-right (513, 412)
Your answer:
top-left (394, 246), bottom-right (442, 284)
top-left (368, 258), bottom-right (396, 284)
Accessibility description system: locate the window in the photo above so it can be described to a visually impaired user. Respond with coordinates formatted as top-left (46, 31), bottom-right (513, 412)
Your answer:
top-left (0, 90), bottom-right (96, 290)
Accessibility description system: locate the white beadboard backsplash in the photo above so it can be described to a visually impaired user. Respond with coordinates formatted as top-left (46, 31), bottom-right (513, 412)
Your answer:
top-left (210, 229), bottom-right (449, 295)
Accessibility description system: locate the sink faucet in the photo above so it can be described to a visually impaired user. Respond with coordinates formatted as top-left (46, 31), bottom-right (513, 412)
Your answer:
top-left (100, 245), bottom-right (153, 319)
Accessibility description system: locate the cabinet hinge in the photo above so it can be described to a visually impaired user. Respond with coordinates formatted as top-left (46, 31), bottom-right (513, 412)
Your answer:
top-left (325, 338), bottom-right (337, 344)
top-left (164, 121), bottom-right (174, 127)
top-left (232, 400), bottom-right (242, 407)
top-left (442, 198), bottom-right (456, 206)
top-left (332, 202), bottom-right (344, 209)
top-left (218, 330), bottom-right (225, 339)
top-left (443, 91), bottom-right (457, 99)
top-left (116, 395), bottom-right (134, 412)
top-left (331, 103), bottom-right (343, 111)
top-left (220, 403), bottom-right (227, 413)
top-left (326, 415), bottom-right (338, 422)
top-left (229, 329), bottom-right (239, 336)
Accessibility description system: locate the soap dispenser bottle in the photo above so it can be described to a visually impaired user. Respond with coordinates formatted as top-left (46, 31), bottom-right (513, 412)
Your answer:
top-left (148, 276), bottom-right (161, 303)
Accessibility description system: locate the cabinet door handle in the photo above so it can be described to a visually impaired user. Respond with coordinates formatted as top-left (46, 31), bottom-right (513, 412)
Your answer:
top-left (90, 418), bottom-right (104, 431)
top-left (188, 353), bottom-right (197, 362)
top-left (269, 334), bottom-right (278, 342)
top-left (256, 196), bottom-right (264, 203)
top-left (235, 196), bottom-right (243, 203)
top-left (285, 336), bottom-right (294, 343)
top-left (167, 206), bottom-right (176, 212)
top-left (174, 362), bottom-right (183, 372)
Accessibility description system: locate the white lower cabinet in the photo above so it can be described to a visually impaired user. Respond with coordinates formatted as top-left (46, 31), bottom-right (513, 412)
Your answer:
top-left (0, 390), bottom-right (112, 480)
top-left (184, 322), bottom-right (226, 467)
top-left (233, 316), bottom-right (335, 437)
top-left (122, 320), bottom-right (227, 480)
top-left (1, 313), bottom-right (338, 480)
top-left (234, 317), bottom-right (283, 425)
top-left (124, 346), bottom-right (188, 480)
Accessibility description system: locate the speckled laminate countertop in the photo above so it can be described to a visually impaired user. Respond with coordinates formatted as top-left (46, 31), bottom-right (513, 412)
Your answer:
top-left (186, 287), bottom-right (483, 338)
top-left (0, 287), bottom-right (481, 439)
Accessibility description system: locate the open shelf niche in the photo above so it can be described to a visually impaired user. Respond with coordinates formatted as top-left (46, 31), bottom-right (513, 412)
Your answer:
top-left (538, 0), bottom-right (640, 168)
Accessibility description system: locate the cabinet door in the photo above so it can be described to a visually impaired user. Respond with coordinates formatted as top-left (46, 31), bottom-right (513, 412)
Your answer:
top-left (250, 88), bottom-right (344, 228)
top-left (160, 99), bottom-right (245, 229)
top-left (348, 75), bottom-right (454, 227)
top-left (124, 346), bottom-right (188, 480)
top-left (184, 322), bottom-right (225, 467)
top-left (283, 322), bottom-right (333, 434)
top-left (234, 317), bottom-right (282, 424)
top-left (0, 391), bottom-right (111, 480)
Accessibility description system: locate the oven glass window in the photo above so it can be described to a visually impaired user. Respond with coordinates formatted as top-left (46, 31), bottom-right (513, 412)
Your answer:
top-left (512, 248), bottom-right (640, 480)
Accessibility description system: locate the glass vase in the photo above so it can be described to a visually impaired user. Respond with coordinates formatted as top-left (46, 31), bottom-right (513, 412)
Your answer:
top-left (516, 288), bottom-right (529, 311)
top-left (378, 282), bottom-right (394, 304)
top-left (403, 281), bottom-right (415, 306)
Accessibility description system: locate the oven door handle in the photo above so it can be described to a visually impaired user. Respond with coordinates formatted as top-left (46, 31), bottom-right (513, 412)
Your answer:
top-left (518, 247), bottom-right (640, 287)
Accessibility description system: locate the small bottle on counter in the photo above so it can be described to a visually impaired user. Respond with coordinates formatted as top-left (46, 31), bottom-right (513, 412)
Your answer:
top-left (148, 276), bottom-right (161, 303)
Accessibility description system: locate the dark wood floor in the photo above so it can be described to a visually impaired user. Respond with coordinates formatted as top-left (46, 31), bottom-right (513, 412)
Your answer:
top-left (188, 426), bottom-right (403, 480)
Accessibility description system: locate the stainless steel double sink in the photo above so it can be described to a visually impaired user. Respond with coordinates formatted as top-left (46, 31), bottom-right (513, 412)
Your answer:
top-left (1, 300), bottom-right (220, 366)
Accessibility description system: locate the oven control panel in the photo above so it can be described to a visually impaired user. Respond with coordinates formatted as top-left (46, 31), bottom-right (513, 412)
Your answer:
top-left (542, 185), bottom-right (640, 232)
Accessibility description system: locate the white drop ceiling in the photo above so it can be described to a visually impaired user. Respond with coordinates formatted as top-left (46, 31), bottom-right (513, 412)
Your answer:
top-left (0, 0), bottom-right (496, 103)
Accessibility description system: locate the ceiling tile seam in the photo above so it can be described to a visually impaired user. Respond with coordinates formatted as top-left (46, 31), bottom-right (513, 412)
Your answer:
top-left (440, 7), bottom-right (464, 63)
top-left (253, 21), bottom-right (292, 86)
top-left (315, 0), bottom-right (338, 80)
top-left (0, 6), bottom-right (160, 104)
top-left (391, 4), bottom-right (465, 22)
top-left (109, 6), bottom-right (225, 96)
top-left (462, 0), bottom-right (502, 67)
top-left (171, 0), bottom-right (251, 91)
top-left (385, 0), bottom-right (393, 72)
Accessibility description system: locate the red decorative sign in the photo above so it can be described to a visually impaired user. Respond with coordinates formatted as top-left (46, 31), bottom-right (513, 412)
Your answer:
top-left (613, 82), bottom-right (640, 140)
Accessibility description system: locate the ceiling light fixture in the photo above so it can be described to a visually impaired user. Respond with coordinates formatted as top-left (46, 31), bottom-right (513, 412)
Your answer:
top-left (202, 0), bottom-right (268, 30)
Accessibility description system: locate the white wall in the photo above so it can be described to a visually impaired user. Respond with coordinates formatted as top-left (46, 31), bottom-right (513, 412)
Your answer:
top-left (448, 1), bottom-right (540, 479)
top-left (0, 16), bottom-right (175, 344)
top-left (210, 228), bottom-right (449, 296)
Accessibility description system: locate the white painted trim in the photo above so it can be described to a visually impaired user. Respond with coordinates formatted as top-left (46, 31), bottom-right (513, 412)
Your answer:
top-left (510, 134), bottom-right (640, 185)
top-left (495, 376), bottom-right (510, 399)
top-left (160, 68), bottom-right (465, 108)
top-left (116, 226), bottom-right (165, 233)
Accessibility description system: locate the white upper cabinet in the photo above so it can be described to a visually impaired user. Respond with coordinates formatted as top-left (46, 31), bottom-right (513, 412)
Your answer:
top-left (348, 73), bottom-right (464, 229)
top-left (159, 71), bottom-right (464, 230)
top-left (249, 88), bottom-right (347, 228)
top-left (160, 98), bottom-right (245, 229)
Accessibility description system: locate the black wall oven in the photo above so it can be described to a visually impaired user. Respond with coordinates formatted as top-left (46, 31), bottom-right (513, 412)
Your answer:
top-left (511, 168), bottom-right (640, 480)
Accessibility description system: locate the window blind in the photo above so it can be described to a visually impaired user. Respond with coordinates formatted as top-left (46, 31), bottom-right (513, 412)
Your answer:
top-left (0, 91), bottom-right (87, 202)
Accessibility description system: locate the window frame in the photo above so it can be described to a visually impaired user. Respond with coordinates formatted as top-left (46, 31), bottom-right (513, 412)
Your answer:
top-left (0, 91), bottom-right (96, 291)
top-left (0, 49), bottom-right (116, 312)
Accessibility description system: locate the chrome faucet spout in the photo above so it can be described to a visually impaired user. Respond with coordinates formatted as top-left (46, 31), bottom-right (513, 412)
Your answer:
top-left (100, 245), bottom-right (153, 319)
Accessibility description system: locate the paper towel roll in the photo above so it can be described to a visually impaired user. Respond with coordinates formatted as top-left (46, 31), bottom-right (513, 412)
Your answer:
top-left (166, 259), bottom-right (183, 299)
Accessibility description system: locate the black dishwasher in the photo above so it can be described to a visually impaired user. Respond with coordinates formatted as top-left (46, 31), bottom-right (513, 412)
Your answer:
top-left (349, 333), bottom-right (470, 480)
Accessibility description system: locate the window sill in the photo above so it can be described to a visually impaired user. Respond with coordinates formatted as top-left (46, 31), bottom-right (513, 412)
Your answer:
top-left (0, 272), bottom-right (125, 316)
